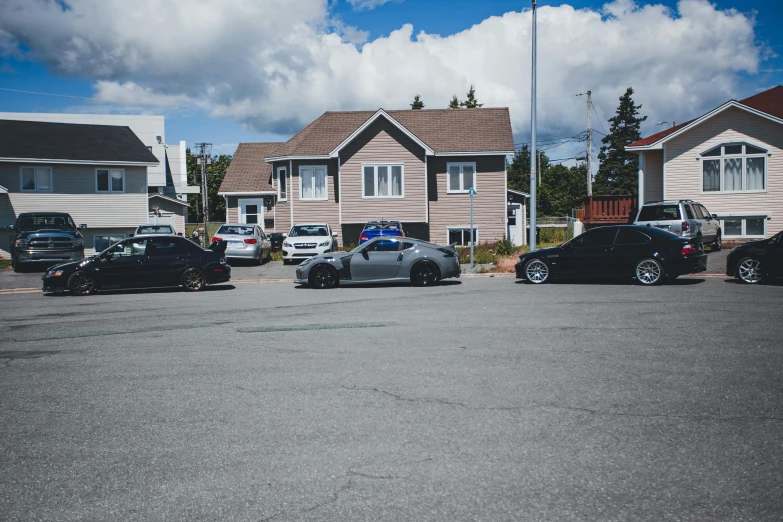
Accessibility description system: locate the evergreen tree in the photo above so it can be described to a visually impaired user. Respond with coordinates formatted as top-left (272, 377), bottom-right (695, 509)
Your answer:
top-left (448, 95), bottom-right (460, 109)
top-left (506, 145), bottom-right (550, 195)
top-left (187, 150), bottom-right (232, 222)
top-left (410, 95), bottom-right (425, 109)
top-left (506, 147), bottom-right (587, 216)
top-left (593, 87), bottom-right (647, 195)
top-left (460, 85), bottom-right (483, 108)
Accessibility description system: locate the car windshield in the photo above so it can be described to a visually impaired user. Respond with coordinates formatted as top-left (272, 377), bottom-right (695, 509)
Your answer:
top-left (16, 214), bottom-right (75, 230)
top-left (364, 223), bottom-right (400, 231)
top-left (638, 205), bottom-right (681, 221)
top-left (136, 225), bottom-right (173, 234)
top-left (289, 225), bottom-right (328, 237)
top-left (217, 225), bottom-right (255, 236)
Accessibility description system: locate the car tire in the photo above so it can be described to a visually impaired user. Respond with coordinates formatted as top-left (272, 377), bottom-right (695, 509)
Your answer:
top-left (711, 232), bottom-right (722, 252)
top-left (182, 267), bottom-right (206, 291)
top-left (635, 258), bottom-right (664, 285)
top-left (68, 271), bottom-right (95, 295)
top-left (253, 255), bottom-right (262, 266)
top-left (12, 255), bottom-right (22, 273)
top-left (411, 261), bottom-right (439, 287)
top-left (524, 258), bottom-right (550, 284)
top-left (736, 257), bottom-right (763, 284)
top-left (283, 259), bottom-right (290, 265)
top-left (308, 264), bottom-right (338, 289)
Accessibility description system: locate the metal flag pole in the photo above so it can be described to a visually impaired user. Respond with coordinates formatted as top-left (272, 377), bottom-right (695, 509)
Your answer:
top-left (469, 187), bottom-right (476, 266)
top-left (529, 0), bottom-right (538, 251)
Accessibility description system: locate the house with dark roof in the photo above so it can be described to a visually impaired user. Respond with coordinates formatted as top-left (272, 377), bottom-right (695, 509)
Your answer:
top-left (0, 119), bottom-right (160, 257)
top-left (626, 85), bottom-right (783, 240)
top-left (218, 108), bottom-right (515, 245)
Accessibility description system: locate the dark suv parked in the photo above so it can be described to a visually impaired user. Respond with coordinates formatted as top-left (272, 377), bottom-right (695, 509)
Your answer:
top-left (6, 212), bottom-right (86, 272)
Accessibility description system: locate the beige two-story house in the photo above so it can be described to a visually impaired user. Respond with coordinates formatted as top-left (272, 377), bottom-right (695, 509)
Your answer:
top-left (219, 108), bottom-right (514, 246)
top-left (0, 119), bottom-right (159, 257)
top-left (627, 85), bottom-right (783, 240)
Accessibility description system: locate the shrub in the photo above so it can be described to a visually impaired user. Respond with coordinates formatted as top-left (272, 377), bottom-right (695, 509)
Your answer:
top-left (495, 236), bottom-right (517, 256)
top-left (456, 242), bottom-right (497, 265)
top-left (538, 227), bottom-right (571, 244)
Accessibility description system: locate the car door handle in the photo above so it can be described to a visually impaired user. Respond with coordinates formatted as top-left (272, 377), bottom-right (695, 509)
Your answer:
top-left (397, 253), bottom-right (404, 261)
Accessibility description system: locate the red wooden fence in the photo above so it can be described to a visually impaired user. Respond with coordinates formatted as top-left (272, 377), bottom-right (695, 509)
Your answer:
top-left (575, 195), bottom-right (638, 225)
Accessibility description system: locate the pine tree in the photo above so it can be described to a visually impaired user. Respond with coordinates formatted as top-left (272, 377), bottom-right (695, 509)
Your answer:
top-left (460, 85), bottom-right (483, 108)
top-left (593, 87), bottom-right (647, 195)
top-left (410, 95), bottom-right (424, 109)
top-left (448, 95), bottom-right (460, 109)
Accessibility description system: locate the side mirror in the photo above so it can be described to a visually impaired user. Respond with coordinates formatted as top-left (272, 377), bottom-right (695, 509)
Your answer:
top-left (332, 232), bottom-right (338, 237)
top-left (6, 224), bottom-right (14, 230)
top-left (282, 233), bottom-right (288, 238)
top-left (79, 224), bottom-right (87, 229)
top-left (361, 248), bottom-right (369, 259)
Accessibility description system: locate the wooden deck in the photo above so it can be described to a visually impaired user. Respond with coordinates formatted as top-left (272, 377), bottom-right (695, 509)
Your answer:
top-left (575, 195), bottom-right (638, 226)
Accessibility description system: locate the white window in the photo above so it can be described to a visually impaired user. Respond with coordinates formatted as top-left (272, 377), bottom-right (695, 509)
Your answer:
top-left (448, 227), bottom-right (478, 246)
top-left (300, 166), bottom-right (328, 201)
top-left (363, 164), bottom-right (403, 198)
top-left (701, 143), bottom-right (767, 193)
top-left (447, 162), bottom-right (476, 193)
top-left (20, 166), bottom-right (53, 192)
top-left (277, 166), bottom-right (287, 201)
top-left (239, 199), bottom-right (264, 225)
top-left (720, 217), bottom-right (767, 238)
top-left (96, 168), bottom-right (125, 193)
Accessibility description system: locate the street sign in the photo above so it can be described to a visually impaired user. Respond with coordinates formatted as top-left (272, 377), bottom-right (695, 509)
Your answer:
top-left (468, 187), bottom-right (477, 195)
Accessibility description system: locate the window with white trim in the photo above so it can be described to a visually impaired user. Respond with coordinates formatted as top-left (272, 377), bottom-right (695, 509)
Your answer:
top-left (721, 217), bottom-right (767, 238)
top-left (20, 166), bottom-right (53, 192)
top-left (701, 143), bottom-right (767, 193)
top-left (300, 166), bottom-right (327, 201)
top-left (96, 168), bottom-right (125, 193)
top-left (363, 164), bottom-right (403, 198)
top-left (448, 227), bottom-right (478, 246)
top-left (277, 166), bottom-right (287, 201)
top-left (447, 162), bottom-right (476, 193)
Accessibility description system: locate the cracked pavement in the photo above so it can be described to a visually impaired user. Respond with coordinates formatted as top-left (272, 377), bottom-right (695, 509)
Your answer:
top-left (0, 276), bottom-right (782, 520)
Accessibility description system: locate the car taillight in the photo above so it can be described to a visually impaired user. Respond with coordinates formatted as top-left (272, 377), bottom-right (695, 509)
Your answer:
top-left (393, 231), bottom-right (402, 236)
top-left (682, 221), bottom-right (690, 232)
top-left (212, 236), bottom-right (223, 242)
top-left (681, 244), bottom-right (697, 255)
top-left (244, 238), bottom-right (257, 244)
top-left (360, 234), bottom-right (368, 241)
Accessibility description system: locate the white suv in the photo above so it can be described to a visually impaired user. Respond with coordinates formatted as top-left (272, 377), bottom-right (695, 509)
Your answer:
top-left (282, 223), bottom-right (338, 265)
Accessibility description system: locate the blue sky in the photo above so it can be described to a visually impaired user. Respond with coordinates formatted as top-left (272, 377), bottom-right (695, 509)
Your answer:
top-left (0, 0), bottom-right (781, 158)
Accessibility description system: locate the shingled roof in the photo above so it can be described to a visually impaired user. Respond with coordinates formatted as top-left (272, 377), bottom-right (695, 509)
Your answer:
top-left (218, 142), bottom-right (283, 194)
top-left (628, 85), bottom-right (783, 148)
top-left (268, 108), bottom-right (515, 158)
top-left (0, 119), bottom-right (159, 164)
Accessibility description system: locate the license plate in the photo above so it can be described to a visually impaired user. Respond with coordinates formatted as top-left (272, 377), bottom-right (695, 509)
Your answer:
top-left (229, 241), bottom-right (244, 248)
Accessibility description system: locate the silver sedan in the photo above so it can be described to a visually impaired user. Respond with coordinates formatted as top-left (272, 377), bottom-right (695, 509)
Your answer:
top-left (295, 237), bottom-right (461, 289)
top-left (211, 224), bottom-right (271, 265)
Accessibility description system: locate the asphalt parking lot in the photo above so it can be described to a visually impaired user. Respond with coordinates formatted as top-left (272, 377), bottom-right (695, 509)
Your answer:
top-left (1, 274), bottom-right (781, 520)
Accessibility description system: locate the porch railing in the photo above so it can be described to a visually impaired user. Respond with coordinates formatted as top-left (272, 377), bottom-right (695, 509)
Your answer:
top-left (575, 195), bottom-right (638, 225)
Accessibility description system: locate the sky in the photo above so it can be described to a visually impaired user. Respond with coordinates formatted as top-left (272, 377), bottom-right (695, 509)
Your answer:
top-left (0, 0), bottom-right (781, 163)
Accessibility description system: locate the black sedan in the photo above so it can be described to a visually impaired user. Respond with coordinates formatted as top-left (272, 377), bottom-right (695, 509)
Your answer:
top-left (42, 235), bottom-right (231, 295)
top-left (516, 225), bottom-right (707, 285)
top-left (726, 229), bottom-right (783, 284)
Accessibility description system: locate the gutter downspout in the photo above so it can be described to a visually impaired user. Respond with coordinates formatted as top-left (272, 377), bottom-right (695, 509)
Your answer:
top-left (637, 151), bottom-right (645, 206)
top-left (289, 159), bottom-right (294, 229)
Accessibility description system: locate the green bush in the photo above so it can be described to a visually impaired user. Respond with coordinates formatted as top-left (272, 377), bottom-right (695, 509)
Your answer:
top-left (495, 236), bottom-right (517, 256)
top-left (456, 243), bottom-right (497, 265)
top-left (538, 227), bottom-right (571, 244)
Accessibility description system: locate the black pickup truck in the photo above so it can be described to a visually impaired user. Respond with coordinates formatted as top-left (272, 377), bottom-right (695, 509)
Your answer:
top-left (6, 212), bottom-right (86, 272)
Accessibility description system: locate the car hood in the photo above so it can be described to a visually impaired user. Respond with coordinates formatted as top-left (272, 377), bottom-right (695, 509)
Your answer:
top-left (286, 236), bottom-right (331, 244)
top-left (18, 228), bottom-right (79, 239)
top-left (732, 237), bottom-right (769, 251)
top-left (46, 257), bottom-right (95, 273)
top-left (302, 250), bottom-right (352, 265)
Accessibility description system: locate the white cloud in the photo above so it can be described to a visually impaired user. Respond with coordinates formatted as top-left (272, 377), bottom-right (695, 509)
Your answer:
top-left (0, 0), bottom-right (767, 141)
top-left (347, 0), bottom-right (400, 11)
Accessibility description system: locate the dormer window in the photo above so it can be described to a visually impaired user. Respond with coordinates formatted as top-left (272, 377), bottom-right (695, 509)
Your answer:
top-left (701, 142), bottom-right (767, 193)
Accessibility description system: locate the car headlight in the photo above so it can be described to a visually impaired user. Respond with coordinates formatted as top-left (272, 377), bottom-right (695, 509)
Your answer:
top-left (47, 269), bottom-right (64, 277)
top-left (318, 241), bottom-right (330, 247)
top-left (283, 241), bottom-right (293, 247)
top-left (15, 238), bottom-right (27, 247)
top-left (74, 237), bottom-right (84, 246)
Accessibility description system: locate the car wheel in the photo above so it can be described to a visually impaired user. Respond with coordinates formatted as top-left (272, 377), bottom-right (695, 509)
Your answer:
top-left (737, 257), bottom-right (763, 284)
top-left (524, 259), bottom-right (550, 284)
top-left (411, 262), bottom-right (439, 287)
top-left (308, 264), bottom-right (338, 289)
top-left (283, 259), bottom-right (290, 265)
top-left (182, 267), bottom-right (206, 291)
top-left (254, 255), bottom-right (262, 266)
top-left (711, 232), bottom-right (722, 252)
top-left (68, 271), bottom-right (95, 295)
top-left (635, 258), bottom-right (663, 285)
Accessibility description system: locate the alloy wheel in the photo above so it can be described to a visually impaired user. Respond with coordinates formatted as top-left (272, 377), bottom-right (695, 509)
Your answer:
top-left (635, 259), bottom-right (662, 285)
top-left (183, 268), bottom-right (205, 291)
top-left (737, 258), bottom-right (763, 284)
top-left (311, 265), bottom-right (336, 289)
top-left (525, 259), bottom-right (549, 284)
top-left (413, 263), bottom-right (437, 286)
top-left (69, 272), bottom-right (95, 295)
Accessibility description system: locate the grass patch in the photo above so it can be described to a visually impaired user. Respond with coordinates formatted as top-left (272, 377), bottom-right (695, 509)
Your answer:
top-left (0, 259), bottom-right (11, 269)
top-left (185, 222), bottom-right (224, 243)
top-left (269, 250), bottom-right (283, 262)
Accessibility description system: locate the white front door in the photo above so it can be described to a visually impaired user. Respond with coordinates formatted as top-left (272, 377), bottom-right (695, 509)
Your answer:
top-left (238, 199), bottom-right (264, 228)
top-left (507, 204), bottom-right (523, 246)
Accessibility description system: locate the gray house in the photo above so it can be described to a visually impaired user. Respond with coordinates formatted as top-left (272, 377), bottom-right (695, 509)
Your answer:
top-left (0, 119), bottom-right (159, 257)
top-left (219, 108), bottom-right (515, 246)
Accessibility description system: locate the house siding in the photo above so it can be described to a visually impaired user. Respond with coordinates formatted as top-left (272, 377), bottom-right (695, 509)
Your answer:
top-left (340, 118), bottom-right (427, 224)
top-left (428, 156), bottom-right (507, 244)
top-left (664, 106), bottom-right (783, 237)
top-left (150, 197), bottom-right (187, 235)
top-left (291, 159), bottom-right (341, 244)
top-left (226, 195), bottom-right (277, 232)
top-left (643, 150), bottom-right (664, 203)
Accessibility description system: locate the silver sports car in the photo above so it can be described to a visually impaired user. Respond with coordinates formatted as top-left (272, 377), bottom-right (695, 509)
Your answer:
top-left (295, 237), bottom-right (460, 288)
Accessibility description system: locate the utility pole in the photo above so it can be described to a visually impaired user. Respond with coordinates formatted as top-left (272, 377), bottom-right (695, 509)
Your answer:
top-left (195, 142), bottom-right (212, 248)
top-left (529, 0), bottom-right (538, 251)
top-left (586, 90), bottom-right (592, 197)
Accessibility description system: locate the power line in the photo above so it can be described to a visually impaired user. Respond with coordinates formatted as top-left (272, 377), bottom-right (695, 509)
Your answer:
top-left (592, 103), bottom-right (607, 134)
top-left (0, 86), bottom-right (96, 100)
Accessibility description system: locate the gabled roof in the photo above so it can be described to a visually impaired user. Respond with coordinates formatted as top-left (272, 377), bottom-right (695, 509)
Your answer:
top-left (218, 142), bottom-right (283, 195)
top-left (149, 193), bottom-right (191, 208)
top-left (266, 107), bottom-right (514, 160)
top-left (0, 119), bottom-right (159, 165)
top-left (627, 85), bottom-right (783, 150)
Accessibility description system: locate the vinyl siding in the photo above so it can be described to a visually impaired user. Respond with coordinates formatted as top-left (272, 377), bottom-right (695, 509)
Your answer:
top-left (643, 150), bottom-right (664, 203)
top-left (664, 107), bottom-right (783, 237)
top-left (428, 156), bottom-right (507, 244)
top-left (151, 198), bottom-right (187, 235)
top-left (226, 197), bottom-right (239, 223)
top-left (340, 118), bottom-right (427, 224)
top-left (227, 195), bottom-right (278, 232)
top-left (291, 159), bottom-right (341, 244)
